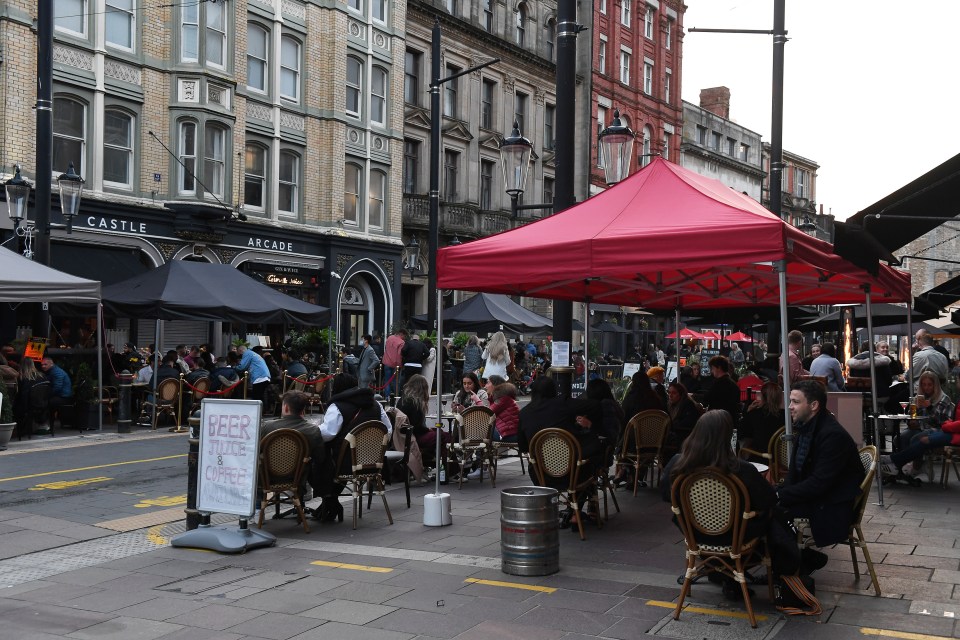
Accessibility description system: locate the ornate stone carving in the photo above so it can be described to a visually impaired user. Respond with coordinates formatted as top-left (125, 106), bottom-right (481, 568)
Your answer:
top-left (534, 87), bottom-right (546, 105)
top-left (53, 45), bottom-right (94, 71)
top-left (174, 229), bottom-right (225, 243)
top-left (208, 84), bottom-right (229, 108)
top-left (252, 0), bottom-right (275, 10)
top-left (213, 247), bottom-right (238, 264)
top-left (380, 259), bottom-right (394, 281)
top-left (281, 0), bottom-right (306, 19)
top-left (156, 242), bottom-right (181, 262)
top-left (348, 19), bottom-right (365, 39)
top-left (347, 128), bottom-right (364, 145)
top-left (503, 77), bottom-right (516, 93)
top-left (104, 59), bottom-right (142, 85)
top-left (279, 111), bottom-right (305, 131)
top-left (372, 136), bottom-right (386, 152)
top-left (341, 286), bottom-right (364, 306)
top-left (337, 254), bottom-right (354, 273)
top-left (179, 79), bottom-right (199, 103)
top-left (248, 102), bottom-right (273, 122)
top-left (373, 30), bottom-right (388, 50)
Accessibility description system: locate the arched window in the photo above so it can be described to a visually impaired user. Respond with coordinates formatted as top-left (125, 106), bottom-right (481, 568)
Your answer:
top-left (178, 121), bottom-right (197, 194)
top-left (204, 124), bottom-right (226, 198)
top-left (244, 143), bottom-right (267, 210)
top-left (545, 18), bottom-right (556, 61)
top-left (346, 56), bottom-right (363, 118)
top-left (344, 163), bottom-right (362, 224)
top-left (371, 66), bottom-right (387, 126)
top-left (103, 109), bottom-right (133, 188)
top-left (516, 4), bottom-right (527, 47)
top-left (280, 35), bottom-right (301, 102)
top-left (247, 23), bottom-right (269, 93)
top-left (53, 96), bottom-right (86, 177)
top-left (368, 170), bottom-right (385, 228)
top-left (278, 150), bottom-right (300, 215)
top-left (641, 125), bottom-right (652, 167)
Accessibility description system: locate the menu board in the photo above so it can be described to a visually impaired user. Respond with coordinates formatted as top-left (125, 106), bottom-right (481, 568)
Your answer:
top-left (23, 337), bottom-right (47, 361)
top-left (552, 341), bottom-right (570, 367)
top-left (197, 399), bottom-right (262, 517)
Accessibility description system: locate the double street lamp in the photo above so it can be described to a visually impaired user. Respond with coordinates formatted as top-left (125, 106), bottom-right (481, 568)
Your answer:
top-left (498, 108), bottom-right (635, 219)
top-left (4, 162), bottom-right (85, 259)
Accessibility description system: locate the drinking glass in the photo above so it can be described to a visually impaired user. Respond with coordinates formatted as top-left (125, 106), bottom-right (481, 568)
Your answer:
top-left (899, 401), bottom-right (909, 415)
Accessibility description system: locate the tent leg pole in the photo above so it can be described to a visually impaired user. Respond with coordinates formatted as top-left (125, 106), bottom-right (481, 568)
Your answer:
top-left (97, 304), bottom-right (103, 431)
top-left (907, 306), bottom-right (914, 392)
top-left (674, 306), bottom-right (681, 383)
top-left (864, 286), bottom-right (883, 507)
top-left (777, 261), bottom-right (793, 459)
top-left (152, 320), bottom-right (160, 430)
top-left (584, 303), bottom-right (589, 391)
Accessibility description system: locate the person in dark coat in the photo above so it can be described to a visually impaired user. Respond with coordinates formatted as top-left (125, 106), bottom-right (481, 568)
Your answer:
top-left (261, 391), bottom-right (327, 499)
top-left (704, 355), bottom-right (740, 423)
top-left (778, 380), bottom-right (865, 550)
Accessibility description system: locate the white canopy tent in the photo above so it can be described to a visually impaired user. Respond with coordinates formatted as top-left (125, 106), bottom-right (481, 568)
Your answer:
top-left (0, 245), bottom-right (102, 429)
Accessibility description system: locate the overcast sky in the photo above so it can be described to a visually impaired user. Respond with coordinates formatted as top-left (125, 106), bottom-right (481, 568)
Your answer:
top-left (680, 1), bottom-right (960, 221)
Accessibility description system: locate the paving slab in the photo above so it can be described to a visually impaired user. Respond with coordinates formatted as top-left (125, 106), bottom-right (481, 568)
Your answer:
top-left (224, 611), bottom-right (324, 640)
top-left (302, 599), bottom-right (398, 625)
top-left (66, 615), bottom-right (185, 640)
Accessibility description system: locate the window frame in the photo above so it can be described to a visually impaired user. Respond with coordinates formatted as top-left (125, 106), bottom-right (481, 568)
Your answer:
top-left (443, 149), bottom-right (460, 201)
top-left (178, 120), bottom-right (198, 195)
top-left (620, 50), bottom-right (631, 85)
top-left (204, 0), bottom-right (227, 68)
top-left (480, 159), bottom-right (494, 210)
top-left (371, 66), bottom-right (388, 127)
top-left (641, 125), bottom-right (652, 167)
top-left (546, 19), bottom-right (556, 61)
top-left (279, 35), bottom-right (302, 103)
top-left (203, 123), bottom-right (227, 200)
top-left (368, 169), bottom-right (386, 228)
top-left (621, 0), bottom-right (631, 27)
top-left (481, 78), bottom-right (496, 130)
top-left (643, 61), bottom-right (653, 94)
top-left (404, 49), bottom-right (422, 106)
top-left (644, 5), bottom-right (655, 39)
top-left (403, 138), bottom-right (420, 193)
top-left (443, 63), bottom-right (460, 118)
top-left (514, 91), bottom-right (528, 135)
top-left (346, 55), bottom-right (363, 119)
top-left (180, 0), bottom-right (229, 68)
top-left (102, 108), bottom-right (134, 190)
top-left (246, 23), bottom-right (269, 94)
top-left (53, 95), bottom-right (87, 179)
top-left (244, 141), bottom-right (268, 212)
top-left (516, 4), bottom-right (527, 46)
top-left (598, 36), bottom-right (607, 74)
top-left (55, 0), bottom-right (88, 37)
top-left (543, 103), bottom-right (555, 152)
top-left (344, 162), bottom-right (362, 225)
top-left (105, 0), bottom-right (135, 51)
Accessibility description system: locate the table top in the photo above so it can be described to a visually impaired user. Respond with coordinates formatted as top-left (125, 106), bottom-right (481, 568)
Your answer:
top-left (750, 462), bottom-right (769, 473)
top-left (877, 414), bottom-right (910, 420)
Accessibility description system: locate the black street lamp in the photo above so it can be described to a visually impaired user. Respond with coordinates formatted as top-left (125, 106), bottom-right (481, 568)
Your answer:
top-left (499, 123), bottom-right (552, 220)
top-left (403, 234), bottom-right (422, 273)
top-left (4, 162), bottom-right (85, 260)
top-left (598, 109), bottom-right (635, 186)
top-left (57, 162), bottom-right (85, 234)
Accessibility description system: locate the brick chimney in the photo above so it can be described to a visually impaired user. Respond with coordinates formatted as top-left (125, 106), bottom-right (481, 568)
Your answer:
top-left (700, 87), bottom-right (731, 119)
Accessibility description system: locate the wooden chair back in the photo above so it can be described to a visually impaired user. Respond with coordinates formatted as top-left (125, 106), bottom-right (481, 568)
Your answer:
top-left (191, 377), bottom-right (211, 402)
top-left (259, 428), bottom-right (311, 491)
top-left (459, 405), bottom-right (494, 444)
top-left (157, 378), bottom-right (180, 404)
top-left (529, 427), bottom-right (579, 488)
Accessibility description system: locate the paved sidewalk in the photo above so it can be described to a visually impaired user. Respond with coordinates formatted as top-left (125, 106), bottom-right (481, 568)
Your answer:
top-left (2, 454), bottom-right (960, 639)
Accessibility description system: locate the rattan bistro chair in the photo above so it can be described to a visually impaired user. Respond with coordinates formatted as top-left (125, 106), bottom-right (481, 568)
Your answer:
top-left (257, 428), bottom-right (312, 533)
top-left (795, 445), bottom-right (881, 596)
top-left (141, 378), bottom-right (180, 430)
top-left (529, 428), bottom-right (601, 541)
top-left (618, 410), bottom-right (671, 494)
top-left (671, 468), bottom-right (772, 628)
top-left (335, 420), bottom-right (394, 530)
top-left (452, 406), bottom-right (496, 487)
top-left (739, 426), bottom-right (788, 483)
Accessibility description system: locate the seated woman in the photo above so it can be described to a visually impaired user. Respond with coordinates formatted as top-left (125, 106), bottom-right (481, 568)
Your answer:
top-left (881, 371), bottom-right (956, 479)
top-left (489, 382), bottom-right (520, 442)
top-left (452, 371), bottom-right (488, 413)
top-left (661, 410), bottom-right (776, 598)
top-left (317, 372), bottom-right (392, 522)
top-left (665, 381), bottom-right (703, 453)
top-left (14, 358), bottom-right (49, 436)
top-left (738, 382), bottom-right (784, 461)
top-left (398, 374), bottom-right (449, 454)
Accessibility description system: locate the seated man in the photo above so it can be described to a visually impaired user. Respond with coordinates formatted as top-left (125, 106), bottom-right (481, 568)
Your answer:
top-left (210, 355), bottom-right (239, 392)
top-left (39, 356), bottom-right (72, 412)
top-left (261, 391), bottom-right (327, 504)
top-left (778, 380), bottom-right (865, 573)
top-left (881, 371), bottom-right (955, 479)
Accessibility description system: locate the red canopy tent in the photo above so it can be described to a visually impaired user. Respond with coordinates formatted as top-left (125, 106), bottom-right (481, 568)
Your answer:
top-left (700, 330), bottom-right (722, 340)
top-left (437, 158), bottom-right (909, 308)
top-left (437, 158), bottom-right (910, 453)
top-left (725, 331), bottom-right (753, 343)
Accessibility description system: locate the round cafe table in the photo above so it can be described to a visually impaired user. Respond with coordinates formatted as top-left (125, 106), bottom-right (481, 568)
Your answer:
top-left (749, 461), bottom-right (769, 474)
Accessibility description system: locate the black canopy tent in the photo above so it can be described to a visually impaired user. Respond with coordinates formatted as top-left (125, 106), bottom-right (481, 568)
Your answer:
top-left (411, 293), bottom-right (551, 335)
top-left (98, 260), bottom-right (329, 324)
top-left (800, 303), bottom-right (938, 332)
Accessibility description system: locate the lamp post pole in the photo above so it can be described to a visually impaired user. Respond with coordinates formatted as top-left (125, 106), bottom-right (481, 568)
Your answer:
top-left (551, 0), bottom-right (579, 397)
top-left (428, 20), bottom-right (498, 332)
top-left (34, 0), bottom-right (54, 337)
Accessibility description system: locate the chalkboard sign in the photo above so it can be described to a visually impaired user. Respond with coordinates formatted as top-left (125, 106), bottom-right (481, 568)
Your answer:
top-left (699, 349), bottom-right (720, 376)
top-left (197, 399), bottom-right (263, 518)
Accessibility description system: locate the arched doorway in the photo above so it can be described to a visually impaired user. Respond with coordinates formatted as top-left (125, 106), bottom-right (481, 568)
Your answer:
top-left (337, 261), bottom-right (391, 348)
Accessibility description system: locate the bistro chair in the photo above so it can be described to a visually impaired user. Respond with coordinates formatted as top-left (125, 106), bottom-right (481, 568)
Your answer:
top-left (188, 376), bottom-right (211, 414)
top-left (596, 440), bottom-right (621, 521)
top-left (671, 467), bottom-right (772, 628)
top-left (98, 386), bottom-right (118, 424)
top-left (257, 428), bottom-right (311, 533)
top-left (378, 407), bottom-right (416, 509)
top-left (451, 406), bottom-right (495, 487)
top-left (490, 436), bottom-right (527, 488)
top-left (739, 426), bottom-right (788, 483)
top-left (794, 445), bottom-right (881, 596)
top-left (335, 420), bottom-right (394, 529)
top-left (141, 378), bottom-right (180, 430)
top-left (618, 409), bottom-right (671, 494)
top-left (529, 428), bottom-right (600, 541)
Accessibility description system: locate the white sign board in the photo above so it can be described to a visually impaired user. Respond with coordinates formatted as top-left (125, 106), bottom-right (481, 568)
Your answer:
top-left (623, 362), bottom-right (641, 380)
top-left (552, 341), bottom-right (570, 367)
top-left (666, 361), bottom-right (678, 384)
top-left (197, 398), bottom-right (263, 517)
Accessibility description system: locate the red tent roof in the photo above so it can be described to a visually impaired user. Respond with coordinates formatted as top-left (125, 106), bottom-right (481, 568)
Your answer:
top-left (700, 330), bottom-right (722, 340)
top-left (725, 331), bottom-right (753, 343)
top-left (665, 328), bottom-right (705, 340)
top-left (437, 158), bottom-right (910, 308)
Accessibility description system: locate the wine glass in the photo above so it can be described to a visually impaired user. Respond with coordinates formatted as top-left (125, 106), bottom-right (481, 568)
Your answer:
top-left (899, 401), bottom-right (909, 415)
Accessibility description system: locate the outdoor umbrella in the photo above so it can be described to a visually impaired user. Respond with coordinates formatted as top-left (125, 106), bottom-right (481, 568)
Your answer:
top-left (665, 328), bottom-right (705, 340)
top-left (591, 320), bottom-right (630, 334)
top-left (724, 331), bottom-right (753, 343)
top-left (410, 292), bottom-right (552, 335)
top-left (700, 330), bottom-right (721, 340)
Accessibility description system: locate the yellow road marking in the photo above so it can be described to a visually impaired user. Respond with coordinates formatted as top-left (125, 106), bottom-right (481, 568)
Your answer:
top-left (147, 524), bottom-right (167, 545)
top-left (646, 599), bottom-right (769, 622)
top-left (310, 560), bottom-right (393, 573)
top-left (28, 476), bottom-right (112, 491)
top-left (135, 495), bottom-right (187, 508)
top-left (0, 454), bottom-right (186, 483)
top-left (463, 577), bottom-right (556, 593)
top-left (861, 628), bottom-right (954, 640)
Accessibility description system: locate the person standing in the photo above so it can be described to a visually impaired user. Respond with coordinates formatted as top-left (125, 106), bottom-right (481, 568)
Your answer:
top-left (382, 328), bottom-right (407, 399)
top-left (729, 342), bottom-right (745, 366)
top-left (704, 356), bottom-right (740, 423)
top-left (462, 335), bottom-right (483, 377)
top-left (400, 333), bottom-right (429, 390)
top-left (421, 338), bottom-right (438, 393)
top-left (357, 334), bottom-right (380, 389)
top-left (481, 331), bottom-right (510, 382)
top-left (781, 330), bottom-right (809, 383)
top-left (912, 329), bottom-right (949, 389)
top-left (809, 342), bottom-right (845, 391)
top-left (236, 344), bottom-right (272, 403)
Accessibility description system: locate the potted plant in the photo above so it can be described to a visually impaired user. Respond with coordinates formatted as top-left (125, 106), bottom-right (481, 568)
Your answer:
top-left (0, 380), bottom-right (14, 449)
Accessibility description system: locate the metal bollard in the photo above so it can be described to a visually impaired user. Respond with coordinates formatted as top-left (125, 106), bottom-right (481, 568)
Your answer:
top-left (117, 374), bottom-right (133, 433)
top-left (185, 416), bottom-right (204, 530)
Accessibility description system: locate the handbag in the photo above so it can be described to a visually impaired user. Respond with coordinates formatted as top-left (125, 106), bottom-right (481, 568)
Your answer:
top-left (774, 575), bottom-right (821, 616)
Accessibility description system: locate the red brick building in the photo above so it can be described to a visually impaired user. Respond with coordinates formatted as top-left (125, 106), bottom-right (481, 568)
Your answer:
top-left (588, 0), bottom-right (685, 194)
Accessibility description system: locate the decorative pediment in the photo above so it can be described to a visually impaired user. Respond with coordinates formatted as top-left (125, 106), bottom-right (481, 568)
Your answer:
top-left (404, 106), bottom-right (431, 129)
top-left (479, 132), bottom-right (504, 152)
top-left (443, 119), bottom-right (473, 142)
top-left (541, 150), bottom-right (555, 167)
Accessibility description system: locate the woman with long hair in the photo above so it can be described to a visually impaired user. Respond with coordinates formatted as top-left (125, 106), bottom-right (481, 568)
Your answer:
top-left (462, 335), bottom-right (483, 376)
top-left (14, 358), bottom-right (48, 435)
top-left (738, 381), bottom-right (784, 460)
top-left (881, 371), bottom-right (956, 479)
top-left (666, 381), bottom-right (703, 449)
top-left (615, 370), bottom-right (666, 486)
top-left (452, 371), bottom-right (488, 412)
top-left (481, 331), bottom-right (510, 381)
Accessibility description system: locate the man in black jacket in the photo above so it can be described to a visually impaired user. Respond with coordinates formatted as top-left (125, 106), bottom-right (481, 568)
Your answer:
top-left (400, 334), bottom-right (429, 391)
top-left (704, 356), bottom-right (740, 422)
top-left (778, 380), bottom-right (864, 567)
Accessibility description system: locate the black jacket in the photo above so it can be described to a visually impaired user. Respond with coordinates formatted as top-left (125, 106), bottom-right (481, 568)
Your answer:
top-left (778, 409), bottom-right (864, 546)
top-left (401, 339), bottom-right (429, 366)
top-left (705, 374), bottom-right (740, 421)
top-left (261, 415), bottom-right (327, 492)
